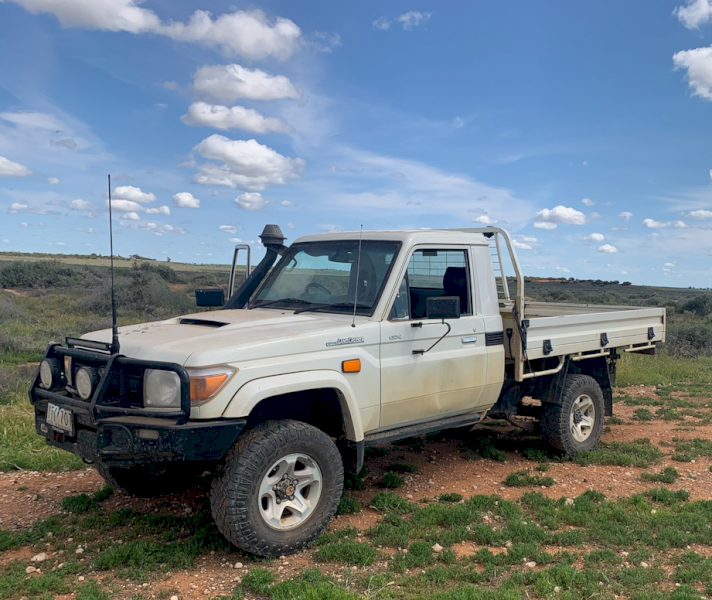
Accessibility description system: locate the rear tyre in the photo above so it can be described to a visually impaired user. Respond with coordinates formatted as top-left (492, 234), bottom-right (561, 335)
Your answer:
top-left (94, 462), bottom-right (198, 497)
top-left (210, 420), bottom-right (343, 557)
top-left (540, 374), bottom-right (604, 455)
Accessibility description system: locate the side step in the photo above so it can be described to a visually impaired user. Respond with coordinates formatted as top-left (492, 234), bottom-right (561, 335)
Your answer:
top-left (363, 411), bottom-right (485, 446)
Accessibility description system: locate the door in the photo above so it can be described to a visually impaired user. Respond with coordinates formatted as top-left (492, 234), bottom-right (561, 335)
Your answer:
top-left (379, 247), bottom-right (489, 429)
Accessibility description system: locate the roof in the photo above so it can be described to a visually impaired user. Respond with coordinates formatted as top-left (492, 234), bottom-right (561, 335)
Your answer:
top-left (293, 228), bottom-right (495, 247)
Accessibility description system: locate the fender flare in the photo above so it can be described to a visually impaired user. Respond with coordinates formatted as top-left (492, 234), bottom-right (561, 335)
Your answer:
top-left (221, 370), bottom-right (365, 442)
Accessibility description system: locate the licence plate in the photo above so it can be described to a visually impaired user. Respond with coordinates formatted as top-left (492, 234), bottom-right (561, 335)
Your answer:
top-left (46, 403), bottom-right (74, 437)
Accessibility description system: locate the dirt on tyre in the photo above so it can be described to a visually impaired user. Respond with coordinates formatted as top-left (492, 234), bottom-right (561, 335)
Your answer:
top-left (210, 419), bottom-right (343, 557)
top-left (540, 374), bottom-right (605, 455)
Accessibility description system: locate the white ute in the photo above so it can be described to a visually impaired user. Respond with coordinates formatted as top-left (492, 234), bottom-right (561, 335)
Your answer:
top-left (30, 224), bottom-right (665, 556)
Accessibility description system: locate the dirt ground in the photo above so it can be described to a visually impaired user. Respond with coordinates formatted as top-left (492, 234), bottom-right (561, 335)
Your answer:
top-left (3, 386), bottom-right (712, 599)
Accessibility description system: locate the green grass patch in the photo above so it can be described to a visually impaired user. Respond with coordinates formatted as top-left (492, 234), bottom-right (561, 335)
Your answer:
top-left (458, 430), bottom-right (507, 462)
top-left (61, 485), bottom-right (114, 514)
top-left (385, 462), bottom-right (418, 474)
top-left (641, 467), bottom-right (679, 484)
top-left (313, 540), bottom-right (378, 566)
top-left (504, 470), bottom-right (555, 488)
top-left (391, 437), bottom-right (425, 453)
top-left (378, 473), bottom-right (404, 489)
top-left (644, 487), bottom-right (690, 505)
top-left (617, 354), bottom-right (712, 387)
top-left (633, 408), bottom-right (654, 421)
top-left (574, 438), bottom-right (663, 468)
top-left (671, 438), bottom-right (712, 462)
top-left (337, 493), bottom-right (361, 515)
top-left (437, 493), bottom-right (463, 503)
top-left (606, 416), bottom-right (626, 425)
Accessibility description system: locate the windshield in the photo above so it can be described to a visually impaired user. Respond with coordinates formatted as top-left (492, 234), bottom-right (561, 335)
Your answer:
top-left (251, 240), bottom-right (401, 315)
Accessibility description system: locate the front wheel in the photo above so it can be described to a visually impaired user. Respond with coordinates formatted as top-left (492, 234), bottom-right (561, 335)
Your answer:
top-left (540, 374), bottom-right (604, 455)
top-left (210, 420), bottom-right (343, 557)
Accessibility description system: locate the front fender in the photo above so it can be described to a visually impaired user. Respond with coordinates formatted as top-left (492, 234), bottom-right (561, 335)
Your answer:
top-left (221, 370), bottom-right (365, 442)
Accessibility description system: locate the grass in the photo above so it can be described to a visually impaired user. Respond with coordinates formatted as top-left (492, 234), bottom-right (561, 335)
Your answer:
top-left (61, 486), bottom-right (114, 513)
top-left (641, 467), bottom-right (680, 484)
top-left (671, 438), bottom-right (712, 462)
top-left (504, 470), bottom-right (555, 488)
top-left (385, 462), bottom-right (418, 474)
top-left (617, 353), bottom-right (712, 386)
top-left (633, 408), bottom-right (654, 421)
top-left (377, 472), bottom-right (405, 489)
top-left (574, 438), bottom-right (663, 468)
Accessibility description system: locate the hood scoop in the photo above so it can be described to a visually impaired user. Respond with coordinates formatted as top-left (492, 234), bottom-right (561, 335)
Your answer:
top-left (178, 318), bottom-right (228, 328)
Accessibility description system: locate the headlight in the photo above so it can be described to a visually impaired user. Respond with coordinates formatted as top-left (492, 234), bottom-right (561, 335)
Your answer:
top-left (39, 359), bottom-right (62, 389)
top-left (187, 367), bottom-right (236, 406)
top-left (75, 366), bottom-right (98, 400)
top-left (143, 369), bottom-right (181, 409)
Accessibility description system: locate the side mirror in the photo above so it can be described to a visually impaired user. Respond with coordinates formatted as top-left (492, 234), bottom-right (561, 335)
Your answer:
top-left (195, 288), bottom-right (225, 308)
top-left (426, 296), bottom-right (460, 320)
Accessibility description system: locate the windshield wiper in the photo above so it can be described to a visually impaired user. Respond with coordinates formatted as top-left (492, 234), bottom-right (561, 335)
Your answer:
top-left (293, 302), bottom-right (371, 315)
top-left (251, 298), bottom-right (314, 309)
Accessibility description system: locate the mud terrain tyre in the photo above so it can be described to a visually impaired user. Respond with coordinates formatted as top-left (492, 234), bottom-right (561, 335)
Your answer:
top-left (94, 462), bottom-right (197, 497)
top-left (540, 374), bottom-right (604, 455)
top-left (210, 420), bottom-right (343, 557)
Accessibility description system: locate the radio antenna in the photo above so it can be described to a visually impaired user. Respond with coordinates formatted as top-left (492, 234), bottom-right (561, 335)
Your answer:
top-left (351, 225), bottom-right (363, 328)
top-left (108, 174), bottom-right (120, 354)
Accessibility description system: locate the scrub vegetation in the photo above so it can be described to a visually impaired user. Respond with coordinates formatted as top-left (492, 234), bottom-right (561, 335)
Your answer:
top-left (1, 259), bottom-right (712, 597)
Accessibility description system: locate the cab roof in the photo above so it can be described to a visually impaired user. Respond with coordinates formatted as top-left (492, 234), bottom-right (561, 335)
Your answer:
top-left (293, 228), bottom-right (494, 247)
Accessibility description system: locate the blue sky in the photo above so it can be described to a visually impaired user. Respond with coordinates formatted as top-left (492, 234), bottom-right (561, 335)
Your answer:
top-left (1, 0), bottom-right (712, 286)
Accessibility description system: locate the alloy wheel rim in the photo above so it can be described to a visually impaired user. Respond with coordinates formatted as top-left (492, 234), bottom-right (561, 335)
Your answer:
top-left (569, 393), bottom-right (596, 442)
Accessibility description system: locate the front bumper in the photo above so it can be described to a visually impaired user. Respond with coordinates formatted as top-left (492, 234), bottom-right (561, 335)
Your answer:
top-left (30, 340), bottom-right (246, 466)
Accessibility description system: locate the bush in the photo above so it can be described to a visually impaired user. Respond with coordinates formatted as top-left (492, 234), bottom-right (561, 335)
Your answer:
top-left (0, 261), bottom-right (100, 289)
top-left (662, 322), bottom-right (712, 358)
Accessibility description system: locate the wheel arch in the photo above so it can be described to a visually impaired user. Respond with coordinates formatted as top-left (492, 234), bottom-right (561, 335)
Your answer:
top-left (221, 370), bottom-right (364, 442)
top-left (539, 355), bottom-right (613, 417)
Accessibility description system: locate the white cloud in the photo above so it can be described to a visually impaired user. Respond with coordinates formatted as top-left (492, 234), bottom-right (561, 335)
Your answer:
top-left (5, 3), bottom-right (301, 59)
top-left (319, 224), bottom-right (344, 233)
top-left (685, 209), bottom-right (712, 219)
top-left (281, 200), bottom-right (296, 206)
top-left (47, 176), bottom-right (60, 185)
top-left (181, 102), bottom-right (292, 134)
top-left (375, 12), bottom-right (432, 31)
top-left (0, 111), bottom-right (63, 129)
top-left (664, 262), bottom-right (676, 267)
top-left (234, 192), bottom-right (269, 211)
top-left (597, 244), bottom-right (618, 253)
top-left (582, 232), bottom-right (605, 242)
top-left (673, 220), bottom-right (690, 228)
top-left (113, 185), bottom-right (155, 204)
top-left (675, 0), bottom-right (712, 28)
top-left (172, 192), bottom-right (201, 209)
top-left (69, 199), bottom-right (95, 210)
top-left (51, 138), bottom-right (77, 150)
top-left (619, 211), bottom-right (633, 221)
top-left (193, 135), bottom-right (305, 191)
top-left (673, 45), bottom-right (712, 100)
top-left (472, 215), bottom-right (497, 225)
top-left (581, 198), bottom-right (595, 206)
top-left (642, 218), bottom-right (670, 228)
top-left (120, 211), bottom-right (141, 221)
top-left (219, 225), bottom-right (237, 234)
top-left (512, 240), bottom-right (533, 250)
top-left (534, 205), bottom-right (586, 228)
top-left (191, 64), bottom-right (299, 103)
top-left (286, 222), bottom-right (295, 229)
top-left (106, 199), bottom-right (143, 212)
top-left (8, 202), bottom-right (28, 214)
top-left (0, 155), bottom-right (32, 177)
top-left (145, 205), bottom-right (171, 215)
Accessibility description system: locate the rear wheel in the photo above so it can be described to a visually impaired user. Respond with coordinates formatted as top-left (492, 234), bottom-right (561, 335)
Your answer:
top-left (540, 374), bottom-right (604, 455)
top-left (210, 420), bottom-right (343, 557)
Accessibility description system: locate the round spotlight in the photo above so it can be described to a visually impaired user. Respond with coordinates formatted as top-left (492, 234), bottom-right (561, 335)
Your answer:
top-left (39, 359), bottom-right (61, 389)
top-left (75, 366), bottom-right (98, 400)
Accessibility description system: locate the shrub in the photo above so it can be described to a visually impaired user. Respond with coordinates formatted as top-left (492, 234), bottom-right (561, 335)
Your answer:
top-left (0, 261), bottom-right (100, 289)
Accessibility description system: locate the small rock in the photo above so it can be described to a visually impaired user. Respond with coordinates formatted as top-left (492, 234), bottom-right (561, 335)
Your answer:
top-left (640, 562), bottom-right (649, 568)
top-left (427, 480), bottom-right (435, 485)
top-left (171, 596), bottom-right (179, 600)
top-left (234, 562), bottom-right (243, 569)
top-left (78, 576), bottom-right (85, 581)
top-left (554, 586), bottom-right (561, 593)
top-left (564, 498), bottom-right (574, 506)
top-left (351, 566), bottom-right (358, 571)
top-left (651, 509), bottom-right (657, 514)
top-left (31, 553), bottom-right (47, 562)
top-left (525, 561), bottom-right (537, 568)
top-left (432, 543), bottom-right (443, 553)
top-left (505, 541), bottom-right (513, 549)
top-left (75, 547), bottom-right (84, 554)
top-left (406, 494), bottom-right (413, 499)
top-left (621, 551), bottom-right (629, 557)
top-left (25, 566), bottom-right (37, 574)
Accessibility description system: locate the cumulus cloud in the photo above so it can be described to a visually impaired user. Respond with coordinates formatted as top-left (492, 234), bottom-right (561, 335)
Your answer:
top-left (685, 209), bottom-right (712, 219)
top-left (319, 224), bottom-right (344, 233)
top-left (533, 205), bottom-right (586, 228)
top-left (120, 211), bottom-right (141, 221)
top-left (597, 244), bottom-right (618, 253)
top-left (674, 220), bottom-right (690, 228)
top-left (219, 225), bottom-right (237, 234)
top-left (4, 3), bottom-right (302, 60)
top-left (281, 200), bottom-right (296, 206)
top-left (664, 262), bottom-right (676, 267)
top-left (145, 205), bottom-right (171, 215)
top-left (581, 198), bottom-right (595, 206)
top-left (172, 192), bottom-right (201, 208)
top-left (374, 11), bottom-right (431, 30)
top-left (234, 192), bottom-right (269, 211)
top-left (113, 185), bottom-right (155, 204)
top-left (47, 176), bottom-right (59, 185)
top-left (7, 202), bottom-right (28, 214)
top-left (181, 102), bottom-right (292, 134)
top-left (642, 218), bottom-right (670, 228)
top-left (511, 236), bottom-right (539, 251)
top-left (0, 155), bottom-right (32, 177)
top-left (619, 211), bottom-right (633, 221)
top-left (582, 232), bottom-right (605, 242)
top-left (472, 215), bottom-right (497, 225)
top-left (673, 45), bottom-right (712, 100)
top-left (106, 199), bottom-right (143, 212)
top-left (69, 199), bottom-right (95, 210)
top-left (675, 0), bottom-right (712, 28)
top-left (193, 135), bottom-right (305, 191)
top-left (286, 222), bottom-right (295, 229)
top-left (191, 64), bottom-right (299, 103)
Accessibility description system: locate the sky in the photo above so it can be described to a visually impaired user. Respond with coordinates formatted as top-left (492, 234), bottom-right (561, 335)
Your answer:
top-left (0, 0), bottom-right (712, 286)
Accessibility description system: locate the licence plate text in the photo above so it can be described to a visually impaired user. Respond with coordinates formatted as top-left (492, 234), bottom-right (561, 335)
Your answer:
top-left (46, 403), bottom-right (74, 437)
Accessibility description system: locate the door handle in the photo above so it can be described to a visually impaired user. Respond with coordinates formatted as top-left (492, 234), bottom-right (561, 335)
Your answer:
top-left (461, 336), bottom-right (477, 344)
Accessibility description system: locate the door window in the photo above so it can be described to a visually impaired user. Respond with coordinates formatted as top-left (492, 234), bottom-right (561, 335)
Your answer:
top-left (389, 249), bottom-right (471, 319)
